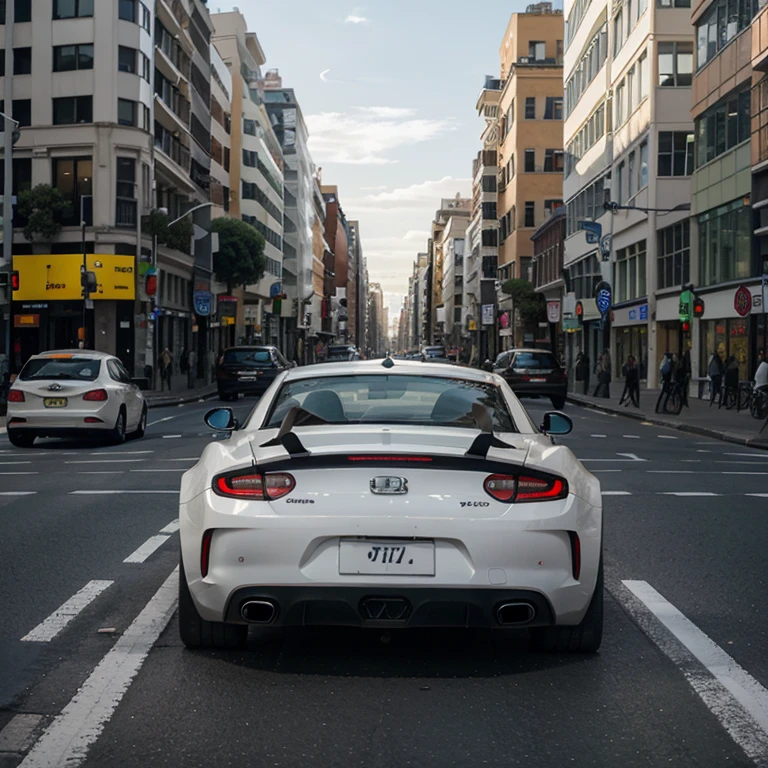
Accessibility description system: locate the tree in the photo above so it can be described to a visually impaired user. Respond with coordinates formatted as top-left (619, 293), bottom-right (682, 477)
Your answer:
top-left (17, 184), bottom-right (72, 242)
top-left (141, 210), bottom-right (194, 255)
top-left (501, 278), bottom-right (546, 325)
top-left (211, 217), bottom-right (266, 292)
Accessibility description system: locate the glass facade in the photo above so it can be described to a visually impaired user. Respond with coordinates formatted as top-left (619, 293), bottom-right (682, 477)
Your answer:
top-left (697, 201), bottom-right (751, 286)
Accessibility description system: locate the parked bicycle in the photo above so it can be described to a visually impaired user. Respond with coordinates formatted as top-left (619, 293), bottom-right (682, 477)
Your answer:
top-left (751, 385), bottom-right (768, 421)
top-left (655, 377), bottom-right (686, 415)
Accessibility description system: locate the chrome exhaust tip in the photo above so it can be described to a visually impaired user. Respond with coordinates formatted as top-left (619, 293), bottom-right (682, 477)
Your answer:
top-left (240, 600), bottom-right (277, 624)
top-left (496, 602), bottom-right (536, 626)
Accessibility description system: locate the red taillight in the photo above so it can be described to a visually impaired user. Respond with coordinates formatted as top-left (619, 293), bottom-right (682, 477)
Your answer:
top-left (484, 474), bottom-right (517, 502)
top-left (568, 532), bottom-right (581, 580)
top-left (83, 389), bottom-right (108, 401)
top-left (8, 390), bottom-right (24, 402)
top-left (214, 471), bottom-right (295, 500)
top-left (201, 529), bottom-right (213, 577)
top-left (84, 417), bottom-right (103, 423)
top-left (348, 456), bottom-right (433, 463)
top-left (483, 473), bottom-right (567, 503)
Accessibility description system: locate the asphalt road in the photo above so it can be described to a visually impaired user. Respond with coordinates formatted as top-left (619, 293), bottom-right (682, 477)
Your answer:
top-left (1, 395), bottom-right (767, 768)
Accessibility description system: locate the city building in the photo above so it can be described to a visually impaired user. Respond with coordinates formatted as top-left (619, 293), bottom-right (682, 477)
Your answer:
top-left (211, 11), bottom-right (285, 349)
top-left (367, 281), bottom-right (385, 356)
top-left (438, 214), bottom-right (468, 349)
top-left (496, 2), bottom-right (564, 348)
top-left (320, 185), bottom-right (349, 343)
top-left (347, 220), bottom-right (367, 350)
top-left (532, 204), bottom-right (566, 358)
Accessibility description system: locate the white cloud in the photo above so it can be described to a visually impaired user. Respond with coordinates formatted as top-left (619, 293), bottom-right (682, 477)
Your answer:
top-left (349, 176), bottom-right (472, 211)
top-left (306, 110), bottom-right (455, 165)
top-left (345, 14), bottom-right (370, 24)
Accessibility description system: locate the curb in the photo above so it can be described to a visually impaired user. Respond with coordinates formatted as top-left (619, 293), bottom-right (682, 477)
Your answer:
top-left (567, 394), bottom-right (768, 450)
top-left (145, 390), bottom-right (217, 409)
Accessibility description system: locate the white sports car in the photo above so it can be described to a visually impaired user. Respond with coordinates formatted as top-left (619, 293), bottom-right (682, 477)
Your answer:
top-left (6, 350), bottom-right (147, 447)
top-left (179, 359), bottom-right (603, 652)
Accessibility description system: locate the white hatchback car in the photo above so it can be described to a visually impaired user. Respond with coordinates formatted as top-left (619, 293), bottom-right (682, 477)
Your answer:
top-left (179, 359), bottom-right (603, 652)
top-left (6, 350), bottom-right (147, 447)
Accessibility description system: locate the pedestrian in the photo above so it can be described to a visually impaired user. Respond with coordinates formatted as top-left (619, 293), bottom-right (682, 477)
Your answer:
top-left (179, 348), bottom-right (188, 377)
top-left (161, 346), bottom-right (173, 391)
top-left (708, 350), bottom-right (724, 403)
top-left (207, 347), bottom-right (216, 383)
top-left (578, 352), bottom-right (590, 395)
top-left (593, 349), bottom-right (611, 398)
top-left (619, 355), bottom-right (640, 407)
top-left (187, 347), bottom-right (197, 389)
top-left (755, 355), bottom-right (768, 392)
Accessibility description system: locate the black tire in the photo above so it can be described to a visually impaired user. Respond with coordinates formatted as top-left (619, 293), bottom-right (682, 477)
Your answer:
top-left (109, 409), bottom-right (127, 444)
top-left (132, 406), bottom-right (147, 439)
top-left (178, 560), bottom-right (248, 650)
top-left (529, 558), bottom-right (603, 653)
top-left (8, 430), bottom-right (35, 448)
top-left (550, 396), bottom-right (566, 410)
top-left (738, 386), bottom-right (752, 412)
top-left (751, 392), bottom-right (768, 420)
top-left (666, 388), bottom-right (683, 415)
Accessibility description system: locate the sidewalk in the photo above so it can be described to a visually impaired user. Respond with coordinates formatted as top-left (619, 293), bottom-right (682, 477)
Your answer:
top-left (568, 386), bottom-right (768, 449)
top-left (144, 378), bottom-right (217, 409)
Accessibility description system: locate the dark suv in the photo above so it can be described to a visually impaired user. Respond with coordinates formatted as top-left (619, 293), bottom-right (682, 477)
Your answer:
top-left (216, 346), bottom-right (292, 401)
top-left (490, 348), bottom-right (567, 409)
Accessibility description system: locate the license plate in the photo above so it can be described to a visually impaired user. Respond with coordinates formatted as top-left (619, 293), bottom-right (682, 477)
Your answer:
top-left (530, 378), bottom-right (546, 383)
top-left (239, 376), bottom-right (256, 382)
top-left (339, 539), bottom-right (435, 576)
top-left (44, 398), bottom-right (68, 408)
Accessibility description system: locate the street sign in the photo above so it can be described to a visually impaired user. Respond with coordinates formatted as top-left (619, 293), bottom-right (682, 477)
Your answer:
top-left (269, 282), bottom-right (282, 298)
top-left (546, 299), bottom-right (561, 324)
top-left (579, 221), bottom-right (602, 244)
top-left (481, 304), bottom-right (495, 325)
top-left (193, 290), bottom-right (212, 316)
top-left (595, 281), bottom-right (612, 317)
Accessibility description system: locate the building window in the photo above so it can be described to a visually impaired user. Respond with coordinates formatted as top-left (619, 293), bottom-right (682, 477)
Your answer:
top-left (698, 200), bottom-right (752, 286)
top-left (52, 157), bottom-right (92, 226)
top-left (638, 51), bottom-right (649, 101)
top-left (524, 201), bottom-right (535, 228)
top-left (613, 9), bottom-right (624, 57)
top-left (658, 131), bottom-right (694, 175)
top-left (565, 23), bottom-right (608, 118)
top-left (13, 47), bottom-right (31, 75)
top-left (566, 176), bottom-right (605, 236)
top-left (614, 240), bottom-right (647, 302)
top-left (53, 44), bottom-right (94, 72)
top-left (695, 89), bottom-right (750, 167)
top-left (544, 97), bottom-right (563, 119)
top-left (616, 161), bottom-right (625, 205)
top-left (52, 95), bottom-right (92, 125)
top-left (696, 0), bottom-right (756, 69)
top-left (118, 0), bottom-right (136, 22)
top-left (140, 1), bottom-right (150, 32)
top-left (118, 46), bottom-right (137, 73)
top-left (544, 149), bottom-right (564, 172)
top-left (52, 0), bottom-right (93, 19)
top-left (481, 175), bottom-right (497, 192)
top-left (525, 97), bottom-right (536, 119)
top-left (7, 0), bottom-right (32, 22)
top-left (243, 149), bottom-right (257, 167)
top-left (118, 98), bottom-right (138, 126)
top-left (639, 140), bottom-right (648, 187)
top-left (657, 221), bottom-right (690, 289)
top-left (615, 81), bottom-right (625, 126)
top-left (12, 99), bottom-right (31, 127)
top-left (565, 101), bottom-right (605, 177)
top-left (115, 157), bottom-right (137, 228)
top-left (658, 0), bottom-right (690, 6)
top-left (529, 41), bottom-right (546, 60)
top-left (140, 52), bottom-right (151, 81)
top-left (627, 66), bottom-right (635, 114)
top-left (482, 202), bottom-right (497, 220)
top-left (628, 150), bottom-right (636, 197)
top-left (524, 149), bottom-right (535, 172)
top-left (243, 118), bottom-right (257, 136)
top-left (658, 42), bottom-right (693, 86)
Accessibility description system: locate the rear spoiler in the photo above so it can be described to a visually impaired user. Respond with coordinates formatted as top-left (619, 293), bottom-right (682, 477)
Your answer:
top-left (464, 403), bottom-right (519, 459)
top-left (259, 406), bottom-right (313, 456)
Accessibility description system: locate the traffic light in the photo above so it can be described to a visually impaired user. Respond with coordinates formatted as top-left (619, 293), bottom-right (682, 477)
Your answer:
top-left (682, 321), bottom-right (691, 332)
top-left (693, 298), bottom-right (705, 318)
top-left (81, 270), bottom-right (97, 295)
top-left (10, 270), bottom-right (19, 291)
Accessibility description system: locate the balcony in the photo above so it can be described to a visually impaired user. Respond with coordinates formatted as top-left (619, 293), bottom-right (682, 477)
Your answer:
top-left (155, 77), bottom-right (191, 133)
top-left (116, 197), bottom-right (137, 228)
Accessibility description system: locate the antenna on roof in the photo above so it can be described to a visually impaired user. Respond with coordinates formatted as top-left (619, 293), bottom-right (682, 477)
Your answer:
top-left (382, 356), bottom-right (395, 369)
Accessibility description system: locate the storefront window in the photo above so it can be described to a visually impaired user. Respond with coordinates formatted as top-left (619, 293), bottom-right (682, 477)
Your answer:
top-left (700, 318), bottom-right (749, 379)
top-left (698, 201), bottom-right (753, 286)
top-left (615, 325), bottom-right (649, 379)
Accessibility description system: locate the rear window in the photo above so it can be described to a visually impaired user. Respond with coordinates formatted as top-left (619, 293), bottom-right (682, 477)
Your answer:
top-left (512, 352), bottom-right (558, 370)
top-left (223, 349), bottom-right (272, 365)
top-left (20, 358), bottom-right (101, 381)
top-left (264, 374), bottom-right (517, 432)
top-left (423, 347), bottom-right (446, 358)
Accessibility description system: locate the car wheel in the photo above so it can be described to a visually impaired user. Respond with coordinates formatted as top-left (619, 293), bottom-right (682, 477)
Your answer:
top-left (133, 406), bottom-right (147, 439)
top-left (529, 557), bottom-right (603, 653)
top-left (178, 560), bottom-right (248, 650)
top-left (8, 430), bottom-right (35, 448)
top-left (109, 409), bottom-right (127, 445)
top-left (550, 396), bottom-right (566, 410)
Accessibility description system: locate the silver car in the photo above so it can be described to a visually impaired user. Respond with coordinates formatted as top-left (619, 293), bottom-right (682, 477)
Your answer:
top-left (6, 350), bottom-right (147, 447)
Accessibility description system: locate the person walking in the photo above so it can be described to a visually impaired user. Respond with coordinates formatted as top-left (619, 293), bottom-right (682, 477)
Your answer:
top-left (187, 347), bottom-right (197, 389)
top-left (593, 349), bottom-right (611, 398)
top-left (161, 346), bottom-right (173, 391)
top-left (708, 350), bottom-right (724, 405)
top-left (619, 355), bottom-right (640, 407)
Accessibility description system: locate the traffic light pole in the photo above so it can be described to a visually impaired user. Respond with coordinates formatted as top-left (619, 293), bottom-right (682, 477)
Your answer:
top-left (2, 0), bottom-right (15, 377)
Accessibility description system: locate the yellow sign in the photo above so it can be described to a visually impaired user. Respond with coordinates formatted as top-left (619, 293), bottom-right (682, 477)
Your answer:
top-left (12, 254), bottom-right (136, 301)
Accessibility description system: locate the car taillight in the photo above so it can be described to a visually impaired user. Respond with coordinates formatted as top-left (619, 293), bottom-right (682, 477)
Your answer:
top-left (8, 390), bottom-right (24, 402)
top-left (83, 389), bottom-right (108, 401)
top-left (214, 470), bottom-right (295, 500)
top-left (484, 473), bottom-right (568, 503)
top-left (568, 531), bottom-right (581, 580)
top-left (201, 529), bottom-right (213, 577)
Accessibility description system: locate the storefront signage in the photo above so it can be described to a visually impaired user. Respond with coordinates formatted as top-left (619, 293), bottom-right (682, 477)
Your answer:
top-left (562, 317), bottom-right (581, 332)
top-left (481, 304), bottom-right (495, 326)
top-left (12, 254), bottom-right (136, 301)
top-left (628, 304), bottom-right (649, 321)
top-left (595, 282), bottom-right (612, 317)
top-left (734, 284), bottom-right (752, 317)
top-left (14, 314), bottom-right (39, 328)
top-left (269, 282), bottom-right (282, 298)
top-left (579, 221), bottom-right (602, 244)
top-left (243, 304), bottom-right (260, 322)
top-left (546, 300), bottom-right (561, 324)
top-left (193, 291), bottom-right (212, 317)
top-left (600, 234), bottom-right (612, 260)
top-left (218, 295), bottom-right (238, 318)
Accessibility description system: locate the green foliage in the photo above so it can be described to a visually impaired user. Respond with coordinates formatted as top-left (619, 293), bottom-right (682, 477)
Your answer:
top-left (166, 216), bottom-right (194, 254)
top-left (17, 185), bottom-right (72, 242)
top-left (143, 209), bottom-right (170, 239)
top-left (211, 217), bottom-right (266, 292)
top-left (501, 278), bottom-right (546, 325)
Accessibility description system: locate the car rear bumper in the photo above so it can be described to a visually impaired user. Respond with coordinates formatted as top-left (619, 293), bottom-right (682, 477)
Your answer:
top-left (6, 407), bottom-right (116, 433)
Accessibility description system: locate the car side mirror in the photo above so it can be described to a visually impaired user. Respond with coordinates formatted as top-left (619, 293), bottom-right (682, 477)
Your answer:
top-left (204, 407), bottom-right (238, 432)
top-left (482, 360), bottom-right (493, 372)
top-left (540, 411), bottom-right (573, 436)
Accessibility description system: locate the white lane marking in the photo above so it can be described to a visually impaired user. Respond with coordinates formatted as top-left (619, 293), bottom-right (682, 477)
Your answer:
top-left (657, 435), bottom-right (678, 439)
top-left (159, 519), bottom-right (180, 534)
top-left (618, 453), bottom-right (646, 462)
top-left (130, 468), bottom-right (187, 473)
top-left (69, 490), bottom-right (178, 495)
top-left (162, 457), bottom-right (199, 462)
top-left (21, 581), bottom-right (113, 642)
top-left (621, 580), bottom-right (768, 761)
top-left (0, 461), bottom-right (32, 465)
top-left (147, 415), bottom-right (177, 427)
top-left (580, 453), bottom-right (647, 463)
top-left (747, 493), bottom-right (768, 498)
top-left (0, 472), bottom-right (38, 475)
top-left (648, 470), bottom-right (696, 474)
top-left (590, 434), bottom-right (607, 438)
top-left (78, 471), bottom-right (124, 475)
top-left (0, 714), bottom-right (45, 753)
top-left (660, 492), bottom-right (721, 497)
top-left (123, 535), bottom-right (172, 563)
top-left (725, 453), bottom-right (768, 458)
top-left (622, 435), bottom-right (640, 439)
top-left (592, 469), bottom-right (622, 473)
top-left (65, 460), bottom-right (144, 465)
top-left (723, 472), bottom-right (768, 476)
top-left (162, 435), bottom-right (182, 439)
top-left (89, 450), bottom-right (154, 456)
top-left (601, 491), bottom-right (632, 496)
top-left (0, 491), bottom-right (37, 496)
top-left (697, 450), bottom-right (711, 453)
top-left (19, 570), bottom-right (178, 768)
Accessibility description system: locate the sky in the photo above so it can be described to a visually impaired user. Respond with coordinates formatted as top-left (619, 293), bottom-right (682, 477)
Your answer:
top-left (212, 0), bottom-right (546, 320)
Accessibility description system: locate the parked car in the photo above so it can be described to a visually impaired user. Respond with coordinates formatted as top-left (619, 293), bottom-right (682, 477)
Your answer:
top-left (6, 350), bottom-right (147, 447)
top-left (178, 359), bottom-right (602, 652)
top-left (488, 348), bottom-right (567, 409)
top-left (421, 345), bottom-right (447, 362)
top-left (325, 345), bottom-right (361, 362)
top-left (216, 346), bottom-right (292, 401)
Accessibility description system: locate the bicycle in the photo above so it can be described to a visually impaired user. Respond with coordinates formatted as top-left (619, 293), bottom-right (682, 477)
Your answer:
top-left (655, 379), bottom-right (685, 415)
top-left (750, 386), bottom-right (768, 421)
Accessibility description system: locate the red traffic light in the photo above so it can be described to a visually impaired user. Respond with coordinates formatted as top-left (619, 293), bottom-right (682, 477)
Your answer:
top-left (682, 321), bottom-right (691, 332)
top-left (693, 297), bottom-right (705, 317)
top-left (10, 270), bottom-right (19, 291)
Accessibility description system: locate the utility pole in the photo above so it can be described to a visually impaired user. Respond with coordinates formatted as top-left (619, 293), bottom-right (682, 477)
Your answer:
top-left (2, 0), bottom-right (15, 376)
